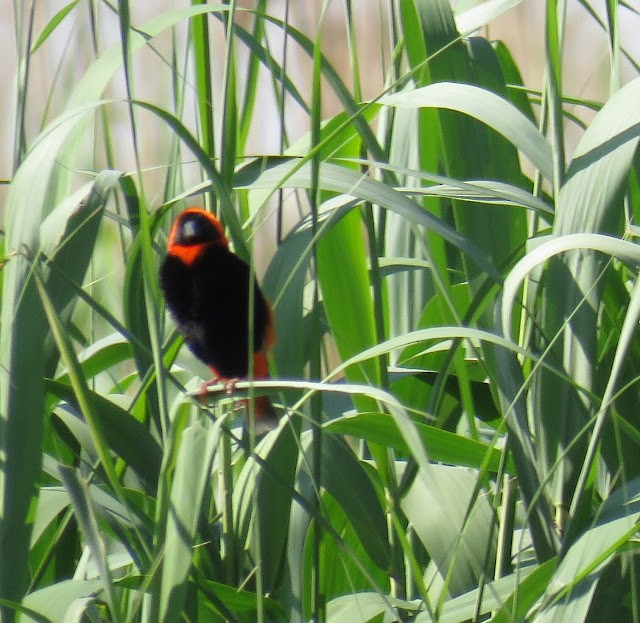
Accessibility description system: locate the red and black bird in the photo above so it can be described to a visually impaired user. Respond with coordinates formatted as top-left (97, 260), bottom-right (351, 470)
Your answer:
top-left (160, 207), bottom-right (278, 431)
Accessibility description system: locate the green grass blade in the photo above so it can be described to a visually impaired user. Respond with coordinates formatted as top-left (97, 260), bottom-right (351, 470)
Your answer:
top-left (34, 270), bottom-right (126, 507)
top-left (30, 0), bottom-right (81, 53)
top-left (232, 415), bottom-right (302, 593)
top-left (58, 466), bottom-right (121, 621)
top-left (189, 0), bottom-right (217, 211)
top-left (402, 464), bottom-right (496, 597)
top-left (220, 2), bottom-right (238, 189)
top-left (159, 421), bottom-right (220, 623)
top-left (237, 0), bottom-right (268, 149)
top-left (555, 77), bottom-right (640, 236)
top-left (0, 259), bottom-right (44, 616)
top-left (46, 380), bottom-right (162, 490)
top-left (535, 77), bottom-right (640, 536)
top-left (317, 208), bottom-right (378, 388)
top-left (545, 0), bottom-right (566, 195)
top-left (536, 476), bottom-right (640, 622)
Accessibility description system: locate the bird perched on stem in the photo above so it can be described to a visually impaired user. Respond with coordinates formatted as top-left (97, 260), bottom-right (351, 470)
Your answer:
top-left (160, 207), bottom-right (278, 432)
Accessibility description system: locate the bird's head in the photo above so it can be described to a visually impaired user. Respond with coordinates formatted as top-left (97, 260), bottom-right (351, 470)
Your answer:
top-left (168, 208), bottom-right (228, 249)
top-left (166, 208), bottom-right (229, 265)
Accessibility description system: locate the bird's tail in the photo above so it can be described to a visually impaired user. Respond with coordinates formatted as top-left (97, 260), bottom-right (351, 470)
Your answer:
top-left (243, 351), bottom-right (279, 434)
top-left (249, 395), bottom-right (279, 434)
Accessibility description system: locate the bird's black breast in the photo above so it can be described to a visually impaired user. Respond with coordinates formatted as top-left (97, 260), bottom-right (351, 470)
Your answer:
top-left (160, 245), bottom-right (269, 378)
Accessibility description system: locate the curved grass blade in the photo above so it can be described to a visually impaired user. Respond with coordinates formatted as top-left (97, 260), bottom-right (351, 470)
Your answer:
top-left (325, 413), bottom-right (510, 473)
top-left (534, 77), bottom-right (640, 535)
top-left (501, 233), bottom-right (640, 341)
top-left (380, 82), bottom-right (552, 182)
top-left (40, 169), bottom-right (121, 376)
top-left (233, 157), bottom-right (501, 283)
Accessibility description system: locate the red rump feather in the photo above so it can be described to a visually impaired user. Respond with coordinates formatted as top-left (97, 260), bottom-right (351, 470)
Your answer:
top-left (160, 207), bottom-right (278, 431)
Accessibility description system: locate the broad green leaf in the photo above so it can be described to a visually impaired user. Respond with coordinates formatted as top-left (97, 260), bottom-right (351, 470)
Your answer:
top-left (491, 41), bottom-right (538, 122)
top-left (455, 0), bottom-right (525, 34)
top-left (402, 465), bottom-right (496, 597)
top-left (30, 488), bottom-right (71, 547)
top-left (20, 580), bottom-right (102, 623)
top-left (326, 592), bottom-right (411, 623)
top-left (256, 420), bottom-right (302, 594)
top-left (262, 221), bottom-right (313, 378)
top-left (534, 77), bottom-right (640, 533)
top-left (535, 476), bottom-right (640, 622)
top-left (325, 413), bottom-right (510, 473)
top-left (198, 578), bottom-right (286, 619)
top-left (414, 562), bottom-right (548, 622)
top-left (384, 103), bottom-right (438, 342)
top-left (556, 76), bottom-right (640, 236)
top-left (258, 109), bottom-right (379, 380)
top-left (294, 109), bottom-right (377, 399)
top-left (59, 333), bottom-right (133, 383)
top-left (0, 245), bottom-right (45, 610)
top-left (234, 418), bottom-right (302, 594)
top-left (283, 469), bottom-right (315, 623)
top-left (301, 431), bottom-right (391, 572)
top-left (36, 271), bottom-right (126, 503)
top-left (311, 491), bottom-right (391, 608)
top-left (317, 209), bottom-right (379, 387)
top-left (490, 559), bottom-right (557, 623)
top-left (380, 83), bottom-right (552, 182)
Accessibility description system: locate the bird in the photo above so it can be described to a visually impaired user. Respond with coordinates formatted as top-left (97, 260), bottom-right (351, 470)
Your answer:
top-left (160, 207), bottom-right (278, 432)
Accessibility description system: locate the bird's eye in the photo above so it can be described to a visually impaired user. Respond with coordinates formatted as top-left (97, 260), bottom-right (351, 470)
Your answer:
top-left (181, 218), bottom-right (199, 241)
top-left (177, 214), bottom-right (219, 245)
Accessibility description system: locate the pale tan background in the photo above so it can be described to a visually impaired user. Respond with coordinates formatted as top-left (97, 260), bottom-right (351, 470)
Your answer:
top-left (2, 1), bottom-right (638, 211)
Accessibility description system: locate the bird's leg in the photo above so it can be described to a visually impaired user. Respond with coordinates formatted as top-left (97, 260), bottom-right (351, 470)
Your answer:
top-left (198, 367), bottom-right (225, 402)
top-left (220, 377), bottom-right (245, 413)
top-left (199, 372), bottom-right (221, 394)
top-left (222, 377), bottom-right (239, 395)
top-left (198, 368), bottom-right (243, 411)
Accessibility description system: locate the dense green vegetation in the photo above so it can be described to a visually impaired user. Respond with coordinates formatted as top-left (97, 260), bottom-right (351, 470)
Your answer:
top-left (2, 1), bottom-right (640, 621)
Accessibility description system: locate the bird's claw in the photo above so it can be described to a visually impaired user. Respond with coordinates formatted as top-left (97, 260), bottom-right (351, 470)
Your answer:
top-left (223, 378), bottom-right (239, 395)
top-left (198, 376), bottom-right (239, 403)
